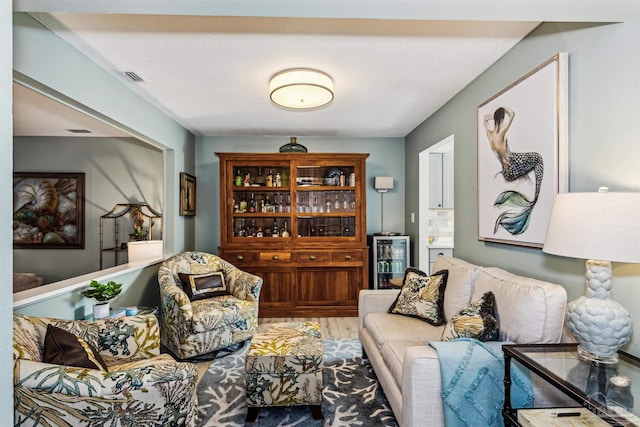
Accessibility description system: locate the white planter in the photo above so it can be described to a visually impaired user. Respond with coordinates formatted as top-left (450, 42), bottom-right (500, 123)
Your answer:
top-left (93, 302), bottom-right (110, 319)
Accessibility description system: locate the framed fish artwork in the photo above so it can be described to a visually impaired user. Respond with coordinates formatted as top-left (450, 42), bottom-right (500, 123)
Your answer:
top-left (13, 172), bottom-right (85, 249)
top-left (477, 53), bottom-right (568, 248)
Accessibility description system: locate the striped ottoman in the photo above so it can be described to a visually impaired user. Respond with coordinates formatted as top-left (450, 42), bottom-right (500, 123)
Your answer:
top-left (245, 321), bottom-right (323, 422)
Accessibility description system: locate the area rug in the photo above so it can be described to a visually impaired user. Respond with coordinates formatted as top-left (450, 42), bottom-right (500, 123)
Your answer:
top-left (197, 338), bottom-right (398, 426)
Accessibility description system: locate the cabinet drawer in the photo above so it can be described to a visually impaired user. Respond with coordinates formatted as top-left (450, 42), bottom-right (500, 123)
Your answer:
top-left (295, 252), bottom-right (330, 263)
top-left (259, 251), bottom-right (292, 263)
top-left (222, 251), bottom-right (258, 265)
top-left (331, 251), bottom-right (363, 263)
top-left (429, 248), bottom-right (453, 265)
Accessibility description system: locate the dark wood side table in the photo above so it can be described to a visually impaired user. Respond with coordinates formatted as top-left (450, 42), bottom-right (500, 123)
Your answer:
top-left (503, 344), bottom-right (640, 426)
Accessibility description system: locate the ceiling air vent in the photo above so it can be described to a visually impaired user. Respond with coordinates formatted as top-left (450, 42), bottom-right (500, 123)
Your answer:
top-left (66, 129), bottom-right (92, 134)
top-left (123, 71), bottom-right (144, 83)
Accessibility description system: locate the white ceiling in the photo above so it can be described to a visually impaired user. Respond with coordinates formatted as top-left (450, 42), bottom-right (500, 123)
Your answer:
top-left (13, 1), bottom-right (640, 138)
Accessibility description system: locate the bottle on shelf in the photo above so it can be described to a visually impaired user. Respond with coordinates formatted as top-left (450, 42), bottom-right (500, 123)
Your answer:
top-left (285, 194), bottom-right (291, 213)
top-left (339, 170), bottom-right (346, 186)
top-left (264, 194), bottom-right (272, 213)
top-left (334, 194), bottom-right (341, 211)
top-left (233, 198), bottom-right (239, 213)
top-left (280, 220), bottom-right (290, 237)
top-left (281, 169), bottom-right (288, 187)
top-left (249, 193), bottom-right (256, 212)
top-left (234, 169), bottom-right (243, 187)
top-left (256, 226), bottom-right (264, 238)
top-left (254, 167), bottom-right (266, 186)
top-left (272, 219), bottom-right (279, 237)
top-left (239, 194), bottom-right (247, 213)
top-left (278, 193), bottom-right (285, 213)
top-left (266, 169), bottom-right (273, 187)
top-left (343, 194), bottom-right (349, 211)
top-left (238, 218), bottom-right (246, 237)
top-left (244, 173), bottom-right (252, 187)
top-left (275, 172), bottom-right (281, 187)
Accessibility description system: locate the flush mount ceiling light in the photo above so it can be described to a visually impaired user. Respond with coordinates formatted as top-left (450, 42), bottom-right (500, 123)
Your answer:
top-left (270, 68), bottom-right (334, 110)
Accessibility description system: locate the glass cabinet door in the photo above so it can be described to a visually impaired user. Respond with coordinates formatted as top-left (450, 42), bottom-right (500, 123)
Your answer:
top-left (294, 164), bottom-right (358, 240)
top-left (228, 163), bottom-right (291, 240)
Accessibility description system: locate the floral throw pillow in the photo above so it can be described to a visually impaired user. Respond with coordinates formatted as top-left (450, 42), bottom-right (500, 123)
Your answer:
top-left (441, 291), bottom-right (499, 342)
top-left (388, 268), bottom-right (448, 326)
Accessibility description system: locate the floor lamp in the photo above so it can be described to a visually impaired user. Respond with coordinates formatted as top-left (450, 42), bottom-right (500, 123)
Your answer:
top-left (374, 176), bottom-right (397, 235)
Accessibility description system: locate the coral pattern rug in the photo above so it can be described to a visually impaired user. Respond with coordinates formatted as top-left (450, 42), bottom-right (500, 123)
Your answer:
top-left (197, 338), bottom-right (398, 426)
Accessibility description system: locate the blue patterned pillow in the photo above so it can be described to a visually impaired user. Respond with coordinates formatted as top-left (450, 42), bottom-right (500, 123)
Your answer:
top-left (388, 268), bottom-right (448, 326)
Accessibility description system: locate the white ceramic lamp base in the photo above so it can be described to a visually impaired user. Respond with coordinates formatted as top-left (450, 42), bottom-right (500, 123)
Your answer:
top-left (566, 260), bottom-right (633, 364)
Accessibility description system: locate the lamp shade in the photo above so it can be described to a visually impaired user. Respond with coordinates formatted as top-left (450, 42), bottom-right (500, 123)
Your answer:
top-left (270, 68), bottom-right (334, 109)
top-left (128, 240), bottom-right (163, 263)
top-left (543, 189), bottom-right (640, 264)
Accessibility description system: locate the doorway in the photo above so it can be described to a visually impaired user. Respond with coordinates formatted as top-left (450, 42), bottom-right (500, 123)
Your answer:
top-left (418, 135), bottom-right (454, 271)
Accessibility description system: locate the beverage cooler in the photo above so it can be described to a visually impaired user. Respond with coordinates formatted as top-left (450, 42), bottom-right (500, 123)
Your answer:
top-left (368, 235), bottom-right (411, 289)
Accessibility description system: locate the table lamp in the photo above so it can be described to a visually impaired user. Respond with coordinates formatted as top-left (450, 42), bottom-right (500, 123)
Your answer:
top-left (543, 187), bottom-right (640, 364)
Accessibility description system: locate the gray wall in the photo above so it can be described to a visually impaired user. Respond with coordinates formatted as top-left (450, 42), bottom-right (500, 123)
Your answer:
top-left (14, 136), bottom-right (164, 283)
top-left (194, 136), bottom-right (405, 254)
top-left (406, 20), bottom-right (640, 355)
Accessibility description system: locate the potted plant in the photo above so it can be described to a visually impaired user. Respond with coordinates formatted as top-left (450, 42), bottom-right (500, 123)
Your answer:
top-left (82, 279), bottom-right (123, 319)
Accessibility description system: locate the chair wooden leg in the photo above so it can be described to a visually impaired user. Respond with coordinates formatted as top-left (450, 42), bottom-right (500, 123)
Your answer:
top-left (246, 407), bottom-right (260, 422)
top-left (310, 405), bottom-right (323, 420)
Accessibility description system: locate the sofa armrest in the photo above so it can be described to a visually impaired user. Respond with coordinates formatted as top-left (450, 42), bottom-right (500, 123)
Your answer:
top-left (401, 345), bottom-right (445, 427)
top-left (358, 289), bottom-right (399, 330)
top-left (16, 357), bottom-right (198, 398)
top-left (220, 259), bottom-right (263, 302)
top-left (95, 313), bottom-right (161, 359)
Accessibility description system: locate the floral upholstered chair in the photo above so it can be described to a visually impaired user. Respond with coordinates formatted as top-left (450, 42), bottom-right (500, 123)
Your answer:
top-left (158, 251), bottom-right (263, 360)
top-left (13, 313), bottom-right (198, 427)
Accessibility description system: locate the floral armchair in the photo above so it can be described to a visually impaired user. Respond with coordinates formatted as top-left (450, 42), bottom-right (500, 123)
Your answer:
top-left (13, 313), bottom-right (198, 427)
top-left (158, 251), bottom-right (263, 360)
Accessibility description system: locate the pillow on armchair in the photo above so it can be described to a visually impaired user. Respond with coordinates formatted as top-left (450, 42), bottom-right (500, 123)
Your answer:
top-left (178, 271), bottom-right (230, 301)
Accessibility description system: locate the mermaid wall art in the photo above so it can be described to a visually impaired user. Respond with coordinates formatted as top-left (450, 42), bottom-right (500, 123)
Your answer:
top-left (477, 53), bottom-right (568, 247)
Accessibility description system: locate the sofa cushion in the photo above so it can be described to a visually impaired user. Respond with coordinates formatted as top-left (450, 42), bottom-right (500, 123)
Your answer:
top-left (473, 267), bottom-right (567, 343)
top-left (364, 312), bottom-right (444, 354)
top-left (388, 268), bottom-right (448, 326)
top-left (432, 256), bottom-right (480, 322)
top-left (441, 291), bottom-right (498, 342)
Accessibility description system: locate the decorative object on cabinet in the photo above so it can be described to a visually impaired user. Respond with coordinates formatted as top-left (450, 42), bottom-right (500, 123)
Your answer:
top-left (477, 53), bottom-right (568, 248)
top-left (81, 279), bottom-right (123, 319)
top-left (270, 68), bottom-right (334, 110)
top-left (217, 152), bottom-right (369, 317)
top-left (13, 172), bottom-right (85, 249)
top-left (179, 172), bottom-right (196, 216)
top-left (279, 136), bottom-right (308, 153)
top-left (543, 187), bottom-right (640, 364)
top-left (99, 203), bottom-right (162, 269)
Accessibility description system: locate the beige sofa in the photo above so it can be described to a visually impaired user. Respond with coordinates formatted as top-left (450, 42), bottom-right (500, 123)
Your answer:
top-left (358, 256), bottom-right (569, 427)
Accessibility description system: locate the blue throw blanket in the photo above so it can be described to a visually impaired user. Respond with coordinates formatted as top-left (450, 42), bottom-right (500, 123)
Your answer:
top-left (430, 339), bottom-right (533, 427)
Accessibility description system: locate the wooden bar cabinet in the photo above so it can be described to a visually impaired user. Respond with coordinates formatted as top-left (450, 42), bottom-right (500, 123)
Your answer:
top-left (216, 152), bottom-right (369, 317)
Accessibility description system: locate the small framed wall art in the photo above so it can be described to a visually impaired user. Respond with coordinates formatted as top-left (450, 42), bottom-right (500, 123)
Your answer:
top-left (477, 53), bottom-right (568, 248)
top-left (13, 172), bottom-right (86, 248)
top-left (180, 172), bottom-right (196, 216)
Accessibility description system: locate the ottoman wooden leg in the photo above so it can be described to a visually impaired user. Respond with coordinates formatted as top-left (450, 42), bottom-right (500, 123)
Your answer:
top-left (310, 405), bottom-right (323, 420)
top-left (246, 407), bottom-right (260, 422)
